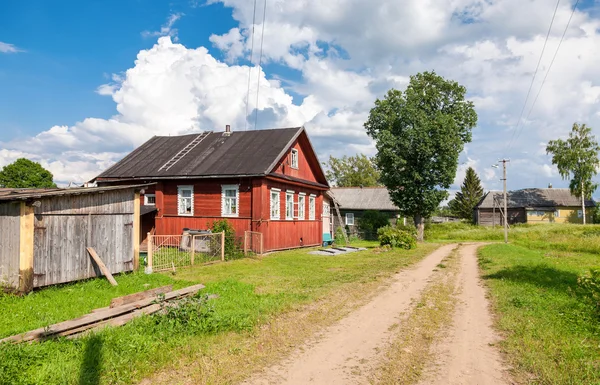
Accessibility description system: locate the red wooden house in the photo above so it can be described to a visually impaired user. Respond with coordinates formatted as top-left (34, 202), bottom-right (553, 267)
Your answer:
top-left (93, 126), bottom-right (329, 251)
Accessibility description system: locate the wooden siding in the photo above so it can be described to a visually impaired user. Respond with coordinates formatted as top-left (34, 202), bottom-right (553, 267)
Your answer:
top-left (156, 217), bottom-right (251, 239)
top-left (526, 207), bottom-right (595, 224)
top-left (0, 202), bottom-right (21, 288)
top-left (32, 189), bottom-right (135, 288)
top-left (271, 135), bottom-right (323, 184)
top-left (476, 208), bottom-right (526, 226)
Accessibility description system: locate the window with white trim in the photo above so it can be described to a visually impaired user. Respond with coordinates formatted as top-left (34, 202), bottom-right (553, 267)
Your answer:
top-left (291, 148), bottom-right (299, 169)
top-left (578, 210), bottom-right (583, 218)
top-left (286, 191), bottom-right (294, 220)
top-left (221, 184), bottom-right (239, 217)
top-left (298, 193), bottom-right (306, 220)
top-left (323, 202), bottom-right (330, 217)
top-left (144, 194), bottom-right (156, 206)
top-left (270, 189), bottom-right (281, 220)
top-left (309, 195), bottom-right (316, 220)
top-left (177, 186), bottom-right (193, 216)
top-left (345, 213), bottom-right (355, 226)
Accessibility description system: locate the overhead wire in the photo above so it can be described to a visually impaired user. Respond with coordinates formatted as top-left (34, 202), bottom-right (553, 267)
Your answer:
top-left (244, 0), bottom-right (258, 131)
top-left (514, 0), bottom-right (580, 143)
top-left (505, 0), bottom-right (561, 154)
top-left (254, 0), bottom-right (268, 130)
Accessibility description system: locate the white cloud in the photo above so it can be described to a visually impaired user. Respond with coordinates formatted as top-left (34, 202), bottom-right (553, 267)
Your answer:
top-left (0, 42), bottom-right (23, 53)
top-left (142, 13), bottom-right (184, 41)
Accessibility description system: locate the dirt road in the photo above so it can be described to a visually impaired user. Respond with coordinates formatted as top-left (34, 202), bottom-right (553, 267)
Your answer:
top-left (244, 243), bottom-right (511, 385)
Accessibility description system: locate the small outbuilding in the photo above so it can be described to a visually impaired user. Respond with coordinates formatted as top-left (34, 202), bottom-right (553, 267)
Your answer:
top-left (0, 185), bottom-right (145, 292)
top-left (474, 188), bottom-right (595, 226)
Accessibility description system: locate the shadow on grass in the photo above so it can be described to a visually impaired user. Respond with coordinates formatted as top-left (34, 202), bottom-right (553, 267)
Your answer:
top-left (78, 334), bottom-right (102, 385)
top-left (483, 264), bottom-right (579, 292)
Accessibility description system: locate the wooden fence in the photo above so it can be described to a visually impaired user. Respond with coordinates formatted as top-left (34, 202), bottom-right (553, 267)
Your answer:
top-left (146, 232), bottom-right (225, 273)
top-left (244, 231), bottom-right (263, 256)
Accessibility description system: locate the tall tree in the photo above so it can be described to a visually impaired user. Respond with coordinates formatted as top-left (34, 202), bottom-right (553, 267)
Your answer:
top-left (449, 167), bottom-right (484, 222)
top-left (365, 71), bottom-right (477, 241)
top-left (0, 158), bottom-right (57, 188)
top-left (325, 154), bottom-right (380, 187)
top-left (546, 123), bottom-right (600, 224)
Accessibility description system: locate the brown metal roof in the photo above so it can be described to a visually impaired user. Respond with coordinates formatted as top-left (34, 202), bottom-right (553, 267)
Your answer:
top-left (0, 184), bottom-right (150, 202)
top-left (96, 127), bottom-right (304, 180)
top-left (476, 188), bottom-right (595, 209)
top-left (329, 187), bottom-right (399, 211)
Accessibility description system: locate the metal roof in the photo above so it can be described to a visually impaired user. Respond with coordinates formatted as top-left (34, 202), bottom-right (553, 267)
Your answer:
top-left (476, 188), bottom-right (595, 209)
top-left (96, 127), bottom-right (305, 180)
top-left (329, 187), bottom-right (399, 211)
top-left (0, 184), bottom-right (150, 202)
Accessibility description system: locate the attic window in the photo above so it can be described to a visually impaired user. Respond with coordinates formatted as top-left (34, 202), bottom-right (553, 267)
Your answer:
top-left (291, 148), bottom-right (299, 169)
top-left (177, 186), bottom-right (193, 216)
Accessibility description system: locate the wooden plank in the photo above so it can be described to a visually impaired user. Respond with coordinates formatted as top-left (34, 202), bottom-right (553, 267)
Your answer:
top-left (86, 247), bottom-right (118, 286)
top-left (109, 285), bottom-right (172, 308)
top-left (19, 202), bottom-right (35, 293)
top-left (0, 283), bottom-right (205, 343)
top-left (133, 191), bottom-right (140, 270)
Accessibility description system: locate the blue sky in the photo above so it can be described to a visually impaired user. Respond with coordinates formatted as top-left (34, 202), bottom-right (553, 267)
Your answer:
top-left (1, 0), bottom-right (600, 195)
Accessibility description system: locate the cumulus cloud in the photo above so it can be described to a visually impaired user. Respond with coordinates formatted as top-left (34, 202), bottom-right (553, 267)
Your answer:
top-left (3, 0), bottom-right (600, 195)
top-left (0, 41), bottom-right (23, 53)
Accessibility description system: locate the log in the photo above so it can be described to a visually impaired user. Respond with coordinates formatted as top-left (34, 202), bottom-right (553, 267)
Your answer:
top-left (87, 247), bottom-right (118, 286)
top-left (1, 284), bottom-right (205, 343)
top-left (109, 285), bottom-right (173, 308)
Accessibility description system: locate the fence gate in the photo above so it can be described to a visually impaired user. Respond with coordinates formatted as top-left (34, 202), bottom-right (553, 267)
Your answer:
top-left (244, 231), bottom-right (263, 256)
top-left (147, 232), bottom-right (225, 273)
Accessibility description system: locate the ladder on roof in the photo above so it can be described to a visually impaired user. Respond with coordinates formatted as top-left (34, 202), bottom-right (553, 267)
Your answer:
top-left (158, 132), bottom-right (210, 172)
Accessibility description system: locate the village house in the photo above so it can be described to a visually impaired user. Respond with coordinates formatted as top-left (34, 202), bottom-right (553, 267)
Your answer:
top-left (93, 126), bottom-right (329, 252)
top-left (474, 187), bottom-right (595, 226)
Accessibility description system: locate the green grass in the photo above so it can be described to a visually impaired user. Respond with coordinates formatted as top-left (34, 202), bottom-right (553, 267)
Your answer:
top-left (0, 241), bottom-right (437, 385)
top-left (479, 244), bottom-right (600, 384)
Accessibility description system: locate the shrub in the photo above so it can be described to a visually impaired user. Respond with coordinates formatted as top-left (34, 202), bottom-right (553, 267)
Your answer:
top-left (578, 268), bottom-right (600, 314)
top-left (334, 226), bottom-right (347, 244)
top-left (358, 210), bottom-right (390, 239)
top-left (209, 219), bottom-right (244, 259)
top-left (377, 225), bottom-right (416, 249)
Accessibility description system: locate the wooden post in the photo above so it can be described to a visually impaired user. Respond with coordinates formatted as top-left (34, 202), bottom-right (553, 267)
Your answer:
top-left (244, 231), bottom-right (248, 256)
top-left (146, 232), bottom-right (153, 274)
top-left (190, 235), bottom-right (195, 266)
top-left (133, 191), bottom-right (140, 270)
top-left (221, 231), bottom-right (225, 261)
top-left (260, 233), bottom-right (263, 255)
top-left (19, 202), bottom-right (35, 293)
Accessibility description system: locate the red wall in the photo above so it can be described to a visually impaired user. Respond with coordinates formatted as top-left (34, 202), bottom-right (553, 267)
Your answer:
top-left (271, 134), bottom-right (325, 184)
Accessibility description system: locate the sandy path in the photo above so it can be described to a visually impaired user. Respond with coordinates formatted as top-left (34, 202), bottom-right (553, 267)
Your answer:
top-left (418, 243), bottom-right (511, 385)
top-left (243, 243), bottom-right (458, 385)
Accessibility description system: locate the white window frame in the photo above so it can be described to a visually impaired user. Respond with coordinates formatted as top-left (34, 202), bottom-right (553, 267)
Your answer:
top-left (345, 213), bottom-right (355, 226)
top-left (177, 185), bottom-right (194, 216)
top-left (270, 188), bottom-right (281, 220)
top-left (144, 193), bottom-right (156, 206)
top-left (578, 210), bottom-right (583, 218)
top-left (286, 190), bottom-right (295, 220)
top-left (291, 148), bottom-right (299, 169)
top-left (298, 193), bottom-right (306, 220)
top-left (221, 184), bottom-right (239, 217)
top-left (554, 210), bottom-right (560, 217)
top-left (309, 194), bottom-right (316, 220)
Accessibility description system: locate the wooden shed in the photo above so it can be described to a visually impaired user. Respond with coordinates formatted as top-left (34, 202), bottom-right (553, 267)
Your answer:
top-left (0, 185), bottom-right (145, 293)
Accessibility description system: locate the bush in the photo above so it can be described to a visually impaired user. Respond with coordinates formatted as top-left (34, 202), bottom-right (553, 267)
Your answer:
top-left (358, 210), bottom-right (390, 238)
top-left (209, 219), bottom-right (244, 259)
top-left (377, 225), bottom-right (416, 249)
top-left (334, 226), bottom-right (347, 244)
top-left (578, 268), bottom-right (600, 314)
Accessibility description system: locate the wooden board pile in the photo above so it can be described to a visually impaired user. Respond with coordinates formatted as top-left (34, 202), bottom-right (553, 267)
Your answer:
top-left (0, 284), bottom-right (205, 344)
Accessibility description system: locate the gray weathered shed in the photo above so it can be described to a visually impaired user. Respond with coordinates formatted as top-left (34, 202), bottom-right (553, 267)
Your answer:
top-left (0, 185), bottom-right (145, 292)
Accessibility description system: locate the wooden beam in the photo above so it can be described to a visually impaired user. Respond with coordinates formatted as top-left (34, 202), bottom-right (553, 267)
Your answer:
top-left (86, 247), bottom-right (118, 286)
top-left (133, 191), bottom-right (140, 270)
top-left (109, 285), bottom-right (172, 308)
top-left (19, 202), bottom-right (34, 293)
top-left (221, 231), bottom-right (225, 261)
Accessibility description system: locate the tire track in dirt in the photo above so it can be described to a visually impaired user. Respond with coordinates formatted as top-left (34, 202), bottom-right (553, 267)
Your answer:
top-left (417, 243), bottom-right (512, 385)
top-left (242, 243), bottom-right (458, 385)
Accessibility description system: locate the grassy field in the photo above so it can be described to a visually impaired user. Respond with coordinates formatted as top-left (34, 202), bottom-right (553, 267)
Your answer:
top-left (0, 242), bottom-right (437, 385)
top-left (428, 222), bottom-right (600, 385)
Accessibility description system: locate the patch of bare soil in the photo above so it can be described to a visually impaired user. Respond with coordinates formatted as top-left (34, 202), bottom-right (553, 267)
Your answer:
top-left (242, 244), bottom-right (458, 385)
top-left (417, 243), bottom-right (513, 385)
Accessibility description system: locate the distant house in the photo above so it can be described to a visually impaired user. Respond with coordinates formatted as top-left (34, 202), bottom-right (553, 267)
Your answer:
top-left (328, 187), bottom-right (401, 237)
top-left (93, 126), bottom-right (329, 252)
top-left (474, 188), bottom-right (595, 226)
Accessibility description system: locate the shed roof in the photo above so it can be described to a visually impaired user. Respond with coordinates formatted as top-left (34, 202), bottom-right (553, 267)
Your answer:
top-left (476, 188), bottom-right (595, 209)
top-left (95, 127), bottom-right (310, 180)
top-left (329, 187), bottom-right (399, 211)
top-left (0, 184), bottom-right (150, 202)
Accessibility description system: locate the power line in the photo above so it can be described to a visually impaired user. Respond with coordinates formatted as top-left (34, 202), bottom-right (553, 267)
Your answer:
top-left (254, 0), bottom-right (268, 130)
top-left (244, 0), bottom-right (258, 131)
top-left (505, 0), bottom-right (561, 154)
top-left (515, 0), bottom-right (580, 142)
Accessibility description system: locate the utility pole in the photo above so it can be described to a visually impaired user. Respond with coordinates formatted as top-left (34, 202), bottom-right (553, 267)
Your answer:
top-left (500, 159), bottom-right (510, 243)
